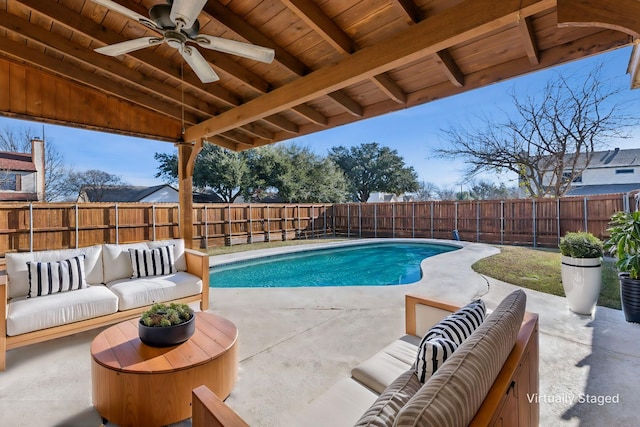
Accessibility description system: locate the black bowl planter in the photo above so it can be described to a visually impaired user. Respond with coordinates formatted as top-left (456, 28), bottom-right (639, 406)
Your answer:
top-left (619, 273), bottom-right (640, 323)
top-left (139, 314), bottom-right (196, 347)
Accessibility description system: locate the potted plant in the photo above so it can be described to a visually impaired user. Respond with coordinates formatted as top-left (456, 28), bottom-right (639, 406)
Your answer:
top-left (138, 302), bottom-right (195, 347)
top-left (604, 211), bottom-right (640, 323)
top-left (559, 231), bottom-right (603, 315)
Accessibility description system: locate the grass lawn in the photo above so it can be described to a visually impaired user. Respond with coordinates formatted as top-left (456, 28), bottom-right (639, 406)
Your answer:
top-left (472, 246), bottom-right (621, 310)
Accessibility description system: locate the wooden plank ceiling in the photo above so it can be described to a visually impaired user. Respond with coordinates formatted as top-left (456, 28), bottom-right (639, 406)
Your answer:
top-left (0, 0), bottom-right (636, 151)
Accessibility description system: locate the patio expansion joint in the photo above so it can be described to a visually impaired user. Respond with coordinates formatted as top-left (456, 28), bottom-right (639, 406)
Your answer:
top-left (238, 307), bottom-right (353, 363)
top-left (540, 329), bottom-right (640, 361)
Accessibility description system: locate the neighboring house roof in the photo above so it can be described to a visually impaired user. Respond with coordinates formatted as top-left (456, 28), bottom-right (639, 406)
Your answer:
top-left (555, 148), bottom-right (640, 170)
top-left (0, 192), bottom-right (38, 201)
top-left (0, 151), bottom-right (37, 172)
top-left (79, 184), bottom-right (225, 203)
top-left (565, 184), bottom-right (640, 196)
top-left (79, 184), bottom-right (175, 202)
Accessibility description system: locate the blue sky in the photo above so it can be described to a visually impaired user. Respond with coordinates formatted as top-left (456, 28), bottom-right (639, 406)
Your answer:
top-left (1, 46), bottom-right (639, 190)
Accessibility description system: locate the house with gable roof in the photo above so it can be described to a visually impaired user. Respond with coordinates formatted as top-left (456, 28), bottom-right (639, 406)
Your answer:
top-left (0, 138), bottom-right (45, 202)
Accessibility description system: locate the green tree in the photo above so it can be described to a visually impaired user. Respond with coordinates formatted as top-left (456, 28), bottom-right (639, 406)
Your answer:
top-left (154, 144), bottom-right (250, 202)
top-left (247, 143), bottom-right (348, 203)
top-left (329, 142), bottom-right (418, 202)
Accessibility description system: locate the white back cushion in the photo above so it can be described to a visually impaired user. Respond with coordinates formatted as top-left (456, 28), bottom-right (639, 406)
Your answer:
top-left (146, 239), bottom-right (187, 271)
top-left (102, 242), bottom-right (148, 283)
top-left (5, 245), bottom-right (104, 299)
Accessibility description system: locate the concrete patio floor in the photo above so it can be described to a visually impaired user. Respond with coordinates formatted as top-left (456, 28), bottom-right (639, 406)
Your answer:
top-left (1, 239), bottom-right (639, 426)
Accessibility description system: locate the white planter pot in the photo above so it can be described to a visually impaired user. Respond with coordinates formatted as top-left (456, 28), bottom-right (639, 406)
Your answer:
top-left (561, 255), bottom-right (602, 315)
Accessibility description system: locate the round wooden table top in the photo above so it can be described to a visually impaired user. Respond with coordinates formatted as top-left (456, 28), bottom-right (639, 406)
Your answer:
top-left (91, 312), bottom-right (238, 374)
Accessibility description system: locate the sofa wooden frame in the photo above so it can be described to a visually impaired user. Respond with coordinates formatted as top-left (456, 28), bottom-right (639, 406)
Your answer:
top-left (190, 293), bottom-right (539, 427)
top-left (0, 248), bottom-right (210, 371)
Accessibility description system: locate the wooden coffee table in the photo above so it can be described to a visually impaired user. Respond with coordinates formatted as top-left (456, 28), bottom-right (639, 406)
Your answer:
top-left (90, 312), bottom-right (238, 427)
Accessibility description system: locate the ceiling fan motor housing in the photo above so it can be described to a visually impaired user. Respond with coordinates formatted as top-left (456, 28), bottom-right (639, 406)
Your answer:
top-left (149, 3), bottom-right (200, 38)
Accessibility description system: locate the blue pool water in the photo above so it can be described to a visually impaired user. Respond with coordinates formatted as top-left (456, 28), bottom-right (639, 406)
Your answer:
top-left (210, 242), bottom-right (458, 288)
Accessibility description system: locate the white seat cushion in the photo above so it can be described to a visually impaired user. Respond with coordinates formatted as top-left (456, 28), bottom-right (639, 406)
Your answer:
top-left (106, 271), bottom-right (202, 311)
top-left (351, 336), bottom-right (420, 394)
top-left (283, 378), bottom-right (378, 427)
top-left (6, 285), bottom-right (118, 336)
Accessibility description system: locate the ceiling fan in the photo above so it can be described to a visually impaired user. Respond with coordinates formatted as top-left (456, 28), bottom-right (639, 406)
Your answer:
top-left (91, 0), bottom-right (275, 83)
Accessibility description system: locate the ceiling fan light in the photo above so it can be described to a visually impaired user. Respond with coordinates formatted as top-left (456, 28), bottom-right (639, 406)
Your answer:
top-left (170, 0), bottom-right (208, 30)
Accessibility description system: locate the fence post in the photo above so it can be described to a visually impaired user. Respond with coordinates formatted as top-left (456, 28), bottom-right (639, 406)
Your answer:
top-left (583, 196), bottom-right (588, 232)
top-left (267, 205), bottom-right (271, 241)
top-left (311, 205), bottom-right (315, 238)
top-left (248, 205), bottom-right (252, 243)
top-left (152, 205), bottom-right (156, 241)
top-left (227, 204), bottom-right (232, 246)
top-left (532, 199), bottom-right (537, 248)
top-left (204, 205), bottom-right (208, 248)
top-left (476, 201), bottom-right (480, 242)
top-left (430, 201), bottom-right (434, 239)
top-left (500, 200), bottom-right (504, 245)
top-left (332, 205), bottom-right (335, 237)
top-left (29, 203), bottom-right (33, 252)
top-left (359, 203), bottom-right (362, 238)
top-left (115, 203), bottom-right (119, 245)
top-left (297, 204), bottom-right (301, 238)
top-left (392, 203), bottom-right (396, 238)
top-left (347, 204), bottom-right (351, 238)
top-left (413, 203), bottom-right (418, 237)
top-left (623, 193), bottom-right (629, 213)
top-left (75, 204), bottom-right (79, 249)
top-left (557, 198), bottom-right (561, 245)
top-left (374, 204), bottom-right (377, 238)
top-left (454, 202), bottom-right (458, 234)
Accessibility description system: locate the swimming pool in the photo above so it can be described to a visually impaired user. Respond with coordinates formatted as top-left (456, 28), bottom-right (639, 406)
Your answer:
top-left (210, 242), bottom-right (458, 288)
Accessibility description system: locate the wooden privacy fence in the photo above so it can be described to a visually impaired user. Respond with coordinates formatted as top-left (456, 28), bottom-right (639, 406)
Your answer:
top-left (333, 192), bottom-right (638, 247)
top-left (0, 202), bottom-right (334, 257)
top-left (0, 193), bottom-right (636, 257)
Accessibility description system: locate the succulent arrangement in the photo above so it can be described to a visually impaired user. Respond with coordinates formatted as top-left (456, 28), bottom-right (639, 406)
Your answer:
top-left (140, 303), bottom-right (193, 327)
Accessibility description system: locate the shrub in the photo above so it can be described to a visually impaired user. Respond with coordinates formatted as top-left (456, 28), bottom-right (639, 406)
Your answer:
top-left (559, 231), bottom-right (604, 258)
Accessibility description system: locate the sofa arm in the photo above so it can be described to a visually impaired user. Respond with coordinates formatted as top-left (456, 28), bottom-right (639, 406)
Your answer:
top-left (192, 385), bottom-right (249, 427)
top-left (405, 294), bottom-right (459, 337)
top-left (185, 249), bottom-right (210, 311)
top-left (0, 272), bottom-right (7, 371)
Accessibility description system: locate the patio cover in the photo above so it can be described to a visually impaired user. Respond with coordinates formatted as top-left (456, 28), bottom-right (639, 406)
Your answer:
top-left (0, 0), bottom-right (639, 246)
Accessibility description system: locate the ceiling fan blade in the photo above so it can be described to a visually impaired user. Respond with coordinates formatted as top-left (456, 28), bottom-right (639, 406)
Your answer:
top-left (194, 35), bottom-right (275, 64)
top-left (95, 37), bottom-right (163, 56)
top-left (181, 46), bottom-right (219, 83)
top-left (91, 0), bottom-right (159, 29)
top-left (170, 0), bottom-right (208, 30)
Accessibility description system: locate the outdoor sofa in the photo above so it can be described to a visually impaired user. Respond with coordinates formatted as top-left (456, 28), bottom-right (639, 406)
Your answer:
top-left (192, 289), bottom-right (539, 426)
top-left (0, 238), bottom-right (209, 371)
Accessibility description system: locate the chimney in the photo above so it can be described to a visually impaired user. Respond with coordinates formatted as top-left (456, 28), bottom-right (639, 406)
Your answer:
top-left (31, 138), bottom-right (45, 201)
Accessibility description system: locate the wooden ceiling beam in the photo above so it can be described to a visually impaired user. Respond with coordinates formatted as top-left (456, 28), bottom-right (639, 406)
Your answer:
top-left (202, 0), bottom-right (307, 76)
top-left (17, 0), bottom-right (243, 107)
top-left (263, 29), bottom-right (631, 147)
top-left (292, 105), bottom-right (328, 125)
top-left (281, 0), bottom-right (406, 108)
top-left (0, 36), bottom-right (198, 124)
top-left (238, 124), bottom-right (275, 141)
top-left (0, 10), bottom-right (219, 119)
top-left (280, 0), bottom-right (356, 54)
top-left (518, 17), bottom-right (540, 65)
top-left (186, 0), bottom-right (557, 142)
top-left (390, 0), bottom-right (424, 23)
top-left (557, 0), bottom-right (640, 38)
top-left (434, 50), bottom-right (465, 87)
top-left (327, 92), bottom-right (363, 117)
top-left (262, 115), bottom-right (299, 134)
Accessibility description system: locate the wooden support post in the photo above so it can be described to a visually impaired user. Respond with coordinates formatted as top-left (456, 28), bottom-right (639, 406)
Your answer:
top-left (178, 139), bottom-right (203, 249)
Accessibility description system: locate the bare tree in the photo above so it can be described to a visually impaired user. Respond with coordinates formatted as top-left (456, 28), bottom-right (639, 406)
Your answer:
top-left (435, 65), bottom-right (638, 197)
top-left (63, 169), bottom-right (127, 201)
top-left (414, 181), bottom-right (439, 201)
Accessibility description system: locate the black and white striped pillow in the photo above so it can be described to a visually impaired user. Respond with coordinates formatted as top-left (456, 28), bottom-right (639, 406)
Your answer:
top-left (415, 336), bottom-right (458, 383)
top-left (424, 299), bottom-right (486, 345)
top-left (27, 255), bottom-right (87, 298)
top-left (129, 244), bottom-right (176, 278)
